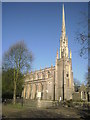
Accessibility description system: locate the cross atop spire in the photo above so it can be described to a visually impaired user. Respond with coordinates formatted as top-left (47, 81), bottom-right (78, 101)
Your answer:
top-left (62, 4), bottom-right (66, 39)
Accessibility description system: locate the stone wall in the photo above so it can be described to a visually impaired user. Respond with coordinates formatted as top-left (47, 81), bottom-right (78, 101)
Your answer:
top-left (23, 66), bottom-right (55, 100)
top-left (72, 92), bottom-right (81, 101)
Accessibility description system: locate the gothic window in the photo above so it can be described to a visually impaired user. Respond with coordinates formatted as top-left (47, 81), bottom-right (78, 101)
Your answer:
top-left (25, 85), bottom-right (28, 99)
top-left (37, 74), bottom-right (39, 79)
top-left (40, 73), bottom-right (43, 79)
top-left (33, 84), bottom-right (37, 99)
top-left (38, 83), bottom-right (42, 92)
top-left (48, 71), bottom-right (50, 77)
top-left (29, 85), bottom-right (31, 99)
top-left (42, 73), bottom-right (45, 79)
top-left (66, 74), bottom-right (69, 77)
top-left (38, 73), bottom-right (40, 79)
top-left (83, 91), bottom-right (86, 99)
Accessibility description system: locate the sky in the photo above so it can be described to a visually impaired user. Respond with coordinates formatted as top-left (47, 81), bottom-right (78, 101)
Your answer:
top-left (2, 2), bottom-right (88, 84)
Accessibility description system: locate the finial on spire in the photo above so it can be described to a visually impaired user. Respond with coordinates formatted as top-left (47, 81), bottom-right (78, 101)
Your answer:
top-left (70, 49), bottom-right (72, 59)
top-left (62, 4), bottom-right (66, 39)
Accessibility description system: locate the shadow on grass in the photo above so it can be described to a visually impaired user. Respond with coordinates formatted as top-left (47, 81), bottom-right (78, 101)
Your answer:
top-left (78, 108), bottom-right (90, 119)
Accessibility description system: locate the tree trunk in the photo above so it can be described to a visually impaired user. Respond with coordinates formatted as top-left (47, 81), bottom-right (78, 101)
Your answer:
top-left (13, 67), bottom-right (16, 104)
top-left (13, 80), bottom-right (16, 104)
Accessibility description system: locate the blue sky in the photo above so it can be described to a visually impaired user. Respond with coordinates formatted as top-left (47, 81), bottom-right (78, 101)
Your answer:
top-left (2, 2), bottom-right (88, 84)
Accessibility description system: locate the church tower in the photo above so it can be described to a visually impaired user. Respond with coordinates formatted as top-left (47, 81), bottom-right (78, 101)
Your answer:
top-left (55, 4), bottom-right (74, 101)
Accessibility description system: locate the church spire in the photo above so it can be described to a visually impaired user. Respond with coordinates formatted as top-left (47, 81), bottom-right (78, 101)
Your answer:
top-left (62, 4), bottom-right (66, 39)
top-left (60, 4), bottom-right (68, 59)
top-left (56, 49), bottom-right (58, 59)
top-left (70, 49), bottom-right (72, 59)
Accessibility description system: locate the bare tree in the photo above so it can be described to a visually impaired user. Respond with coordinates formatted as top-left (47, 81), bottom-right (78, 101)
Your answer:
top-left (3, 41), bottom-right (33, 104)
top-left (75, 6), bottom-right (90, 86)
top-left (86, 67), bottom-right (90, 87)
top-left (74, 78), bottom-right (81, 92)
top-left (75, 11), bottom-right (89, 59)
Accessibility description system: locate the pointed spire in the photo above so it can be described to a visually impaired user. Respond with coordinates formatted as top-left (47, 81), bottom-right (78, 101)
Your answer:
top-left (40, 66), bottom-right (41, 70)
top-left (56, 49), bottom-right (58, 59)
top-left (60, 47), bottom-right (61, 59)
top-left (62, 4), bottom-right (66, 39)
top-left (70, 49), bottom-right (72, 59)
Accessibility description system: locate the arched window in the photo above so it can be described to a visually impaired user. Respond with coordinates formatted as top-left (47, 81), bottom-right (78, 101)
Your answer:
top-left (83, 91), bottom-right (86, 99)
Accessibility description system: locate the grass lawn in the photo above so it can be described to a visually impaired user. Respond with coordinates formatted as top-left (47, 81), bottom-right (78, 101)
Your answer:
top-left (2, 102), bottom-right (90, 118)
top-left (4, 103), bottom-right (25, 109)
top-left (2, 103), bottom-right (28, 117)
top-left (2, 103), bottom-right (81, 118)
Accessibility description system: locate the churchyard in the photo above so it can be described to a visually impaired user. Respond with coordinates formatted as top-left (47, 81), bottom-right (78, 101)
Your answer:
top-left (2, 100), bottom-right (90, 119)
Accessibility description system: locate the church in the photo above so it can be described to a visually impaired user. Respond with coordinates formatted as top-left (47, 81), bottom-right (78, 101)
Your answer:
top-left (22, 4), bottom-right (74, 101)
